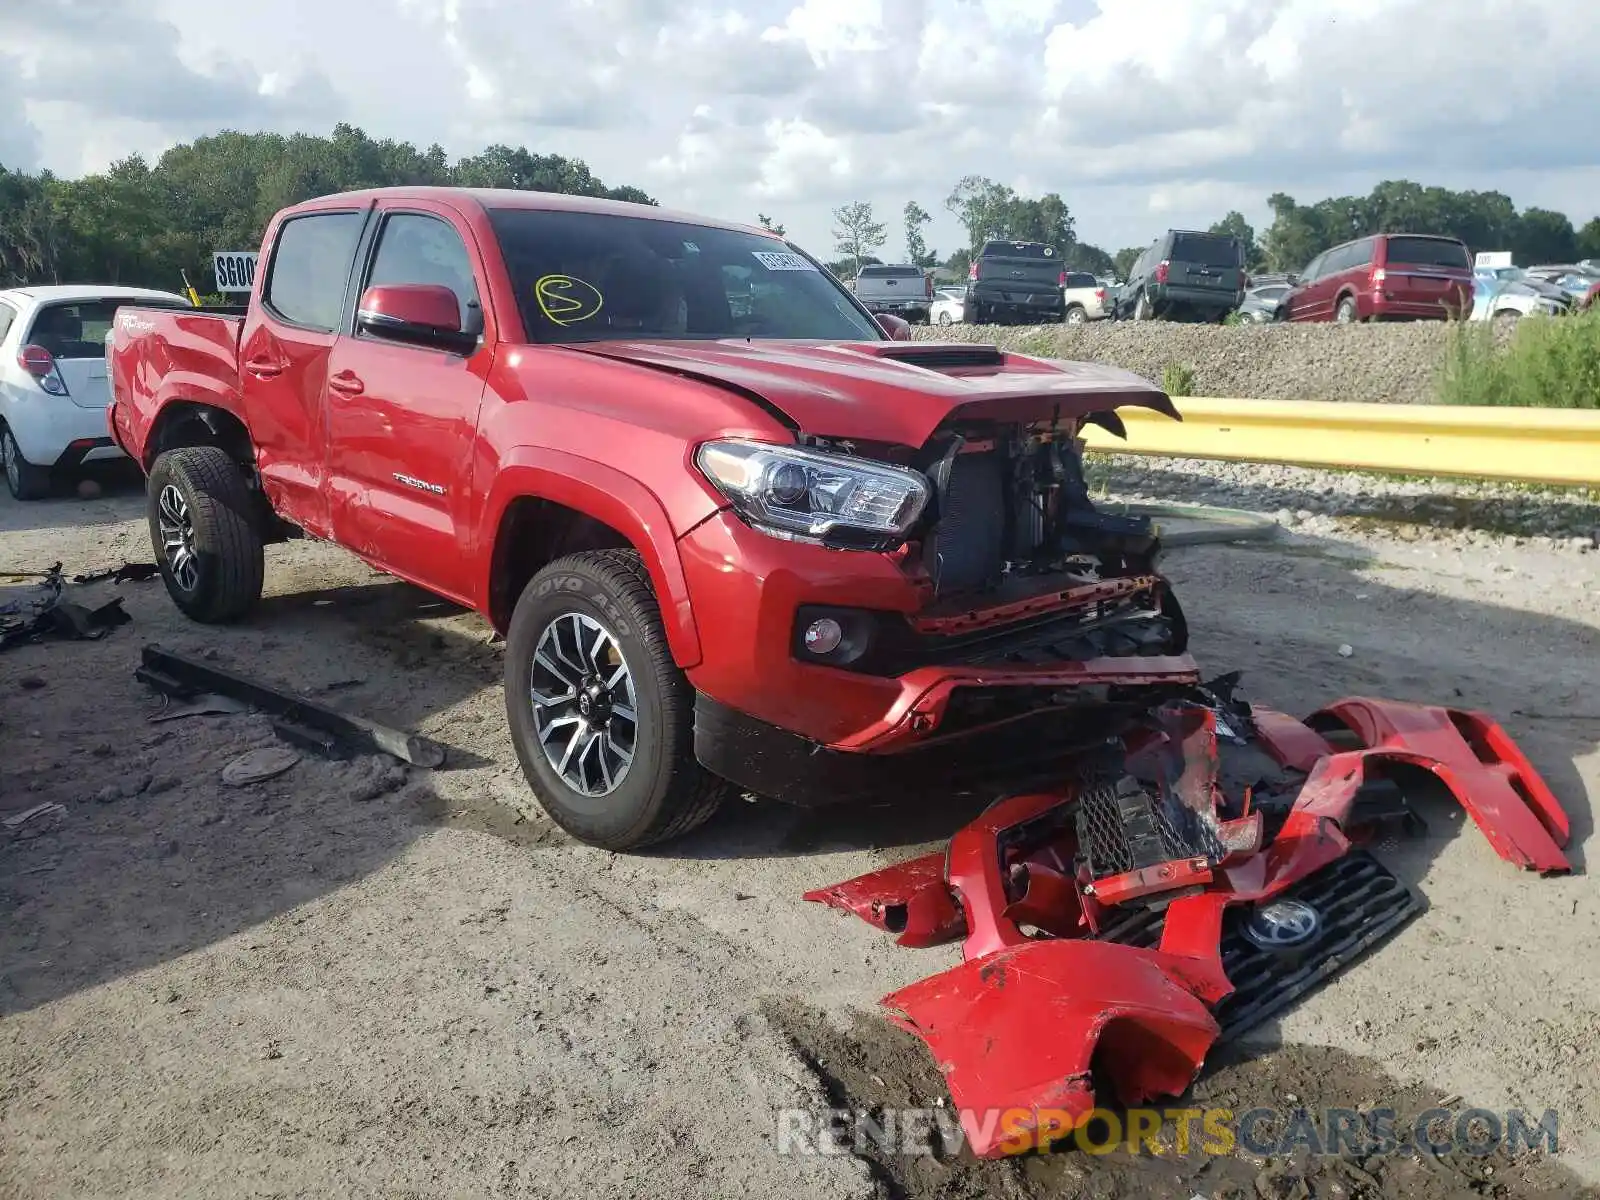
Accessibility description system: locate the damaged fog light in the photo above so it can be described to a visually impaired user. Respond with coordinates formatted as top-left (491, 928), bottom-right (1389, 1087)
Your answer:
top-left (803, 617), bottom-right (844, 655)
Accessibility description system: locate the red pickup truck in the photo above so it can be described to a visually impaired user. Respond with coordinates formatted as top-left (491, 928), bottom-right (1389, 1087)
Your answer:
top-left (107, 186), bottom-right (1190, 850)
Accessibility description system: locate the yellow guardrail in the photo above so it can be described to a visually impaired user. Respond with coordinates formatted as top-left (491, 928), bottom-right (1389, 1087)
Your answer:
top-left (1079, 397), bottom-right (1600, 488)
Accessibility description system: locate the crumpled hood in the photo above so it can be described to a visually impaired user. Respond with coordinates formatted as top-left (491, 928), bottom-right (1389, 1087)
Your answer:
top-left (564, 338), bottom-right (1180, 446)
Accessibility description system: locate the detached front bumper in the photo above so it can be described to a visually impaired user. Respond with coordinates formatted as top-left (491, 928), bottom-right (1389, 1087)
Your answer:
top-left (677, 511), bottom-right (1195, 802)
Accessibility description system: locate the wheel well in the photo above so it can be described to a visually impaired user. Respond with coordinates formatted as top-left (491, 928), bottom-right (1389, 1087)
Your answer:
top-left (1336, 290), bottom-right (1357, 310)
top-left (488, 497), bottom-right (634, 632)
top-left (146, 402), bottom-right (254, 472)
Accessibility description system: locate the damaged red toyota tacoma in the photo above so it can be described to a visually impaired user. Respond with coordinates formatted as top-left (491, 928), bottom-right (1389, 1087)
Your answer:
top-left (107, 186), bottom-right (1194, 849)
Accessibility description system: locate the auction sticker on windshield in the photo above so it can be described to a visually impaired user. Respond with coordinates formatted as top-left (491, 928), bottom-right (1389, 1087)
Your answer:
top-left (752, 251), bottom-right (817, 272)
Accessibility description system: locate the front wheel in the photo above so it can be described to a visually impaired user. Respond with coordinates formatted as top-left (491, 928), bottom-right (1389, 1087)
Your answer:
top-left (937, 311), bottom-right (953, 327)
top-left (504, 549), bottom-right (731, 850)
top-left (147, 445), bottom-right (265, 622)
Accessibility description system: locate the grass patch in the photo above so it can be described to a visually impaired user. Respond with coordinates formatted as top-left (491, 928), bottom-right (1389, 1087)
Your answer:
top-left (1437, 307), bottom-right (1600, 409)
top-left (1162, 362), bottom-right (1196, 396)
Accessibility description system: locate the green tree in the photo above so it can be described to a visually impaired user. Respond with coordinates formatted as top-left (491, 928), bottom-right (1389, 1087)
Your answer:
top-left (1208, 211), bottom-right (1259, 269)
top-left (757, 213), bottom-right (786, 236)
top-left (1513, 208), bottom-right (1577, 264)
top-left (0, 125), bottom-right (655, 290)
top-left (1578, 218), bottom-right (1600, 260)
top-left (903, 201), bottom-right (936, 268)
top-left (1068, 242), bottom-right (1115, 276)
top-left (831, 201), bottom-right (887, 274)
top-left (943, 247), bottom-right (972, 279)
top-left (945, 176), bottom-right (1074, 253)
top-left (1112, 246), bottom-right (1145, 279)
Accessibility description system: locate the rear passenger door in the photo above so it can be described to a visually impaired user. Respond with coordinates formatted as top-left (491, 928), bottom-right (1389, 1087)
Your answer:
top-left (240, 207), bottom-right (371, 537)
top-left (323, 205), bottom-right (492, 601)
top-left (1286, 254), bottom-right (1326, 322)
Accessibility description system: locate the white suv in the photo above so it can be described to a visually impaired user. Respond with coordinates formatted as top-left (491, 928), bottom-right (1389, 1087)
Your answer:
top-left (0, 285), bottom-right (191, 499)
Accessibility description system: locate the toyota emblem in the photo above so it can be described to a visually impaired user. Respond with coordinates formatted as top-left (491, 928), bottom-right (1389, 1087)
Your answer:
top-left (1242, 898), bottom-right (1321, 950)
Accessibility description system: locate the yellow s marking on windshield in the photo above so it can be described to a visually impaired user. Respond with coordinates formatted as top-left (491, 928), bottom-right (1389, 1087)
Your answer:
top-left (535, 275), bottom-right (604, 325)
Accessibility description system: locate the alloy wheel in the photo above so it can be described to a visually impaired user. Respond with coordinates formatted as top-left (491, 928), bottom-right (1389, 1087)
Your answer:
top-left (3, 432), bottom-right (19, 494)
top-left (157, 483), bottom-right (200, 591)
top-left (531, 611), bottom-right (638, 797)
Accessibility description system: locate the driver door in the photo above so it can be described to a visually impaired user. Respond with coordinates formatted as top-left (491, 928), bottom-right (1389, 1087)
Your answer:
top-left (323, 205), bottom-right (492, 602)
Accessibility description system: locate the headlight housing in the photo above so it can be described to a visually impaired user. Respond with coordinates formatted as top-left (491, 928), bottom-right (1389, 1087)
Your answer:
top-left (696, 439), bottom-right (930, 547)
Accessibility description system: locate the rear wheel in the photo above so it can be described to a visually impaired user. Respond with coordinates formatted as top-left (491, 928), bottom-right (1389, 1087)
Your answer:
top-left (504, 549), bottom-right (731, 850)
top-left (1065, 305), bottom-right (1088, 325)
top-left (1133, 291), bottom-right (1154, 321)
top-left (1, 425), bottom-right (51, 501)
top-left (937, 311), bottom-right (953, 326)
top-left (147, 445), bottom-right (265, 622)
top-left (1335, 296), bottom-right (1359, 324)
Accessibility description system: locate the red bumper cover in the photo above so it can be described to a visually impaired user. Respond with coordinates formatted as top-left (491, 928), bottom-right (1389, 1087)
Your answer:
top-left (805, 691), bottom-right (1570, 1158)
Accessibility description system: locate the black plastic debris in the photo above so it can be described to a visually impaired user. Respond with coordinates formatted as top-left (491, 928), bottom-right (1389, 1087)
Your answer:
top-left (136, 644), bottom-right (447, 768)
top-left (72, 562), bottom-right (160, 585)
top-left (0, 563), bottom-right (134, 653)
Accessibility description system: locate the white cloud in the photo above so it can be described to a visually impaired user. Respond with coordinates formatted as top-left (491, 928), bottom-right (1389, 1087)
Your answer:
top-left (9, 0), bottom-right (1600, 261)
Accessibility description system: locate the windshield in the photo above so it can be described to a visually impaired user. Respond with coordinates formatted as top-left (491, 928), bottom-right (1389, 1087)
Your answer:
top-left (487, 208), bottom-right (882, 344)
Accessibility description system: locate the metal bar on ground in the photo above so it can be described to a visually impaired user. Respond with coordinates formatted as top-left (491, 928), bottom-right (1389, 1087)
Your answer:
top-left (137, 644), bottom-right (446, 768)
top-left (1078, 396), bottom-right (1600, 487)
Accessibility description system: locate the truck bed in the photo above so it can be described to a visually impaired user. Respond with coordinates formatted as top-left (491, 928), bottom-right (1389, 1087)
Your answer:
top-left (106, 306), bottom-right (247, 466)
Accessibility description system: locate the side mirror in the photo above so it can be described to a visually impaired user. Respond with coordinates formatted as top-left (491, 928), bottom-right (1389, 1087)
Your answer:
top-left (356, 284), bottom-right (478, 354)
top-left (876, 313), bottom-right (913, 341)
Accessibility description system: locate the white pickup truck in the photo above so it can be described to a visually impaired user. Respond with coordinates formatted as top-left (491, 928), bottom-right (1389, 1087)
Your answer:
top-left (1061, 271), bottom-right (1111, 324)
top-left (852, 264), bottom-right (933, 324)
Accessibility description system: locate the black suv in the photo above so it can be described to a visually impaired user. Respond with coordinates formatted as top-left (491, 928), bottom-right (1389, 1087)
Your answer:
top-left (963, 240), bottom-right (1066, 325)
top-left (1115, 230), bottom-right (1246, 322)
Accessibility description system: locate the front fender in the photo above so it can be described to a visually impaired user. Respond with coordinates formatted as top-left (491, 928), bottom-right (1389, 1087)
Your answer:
top-left (478, 448), bottom-right (706, 667)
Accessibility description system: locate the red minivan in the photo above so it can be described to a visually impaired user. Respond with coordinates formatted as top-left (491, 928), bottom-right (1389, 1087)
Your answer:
top-left (1284, 233), bottom-right (1473, 323)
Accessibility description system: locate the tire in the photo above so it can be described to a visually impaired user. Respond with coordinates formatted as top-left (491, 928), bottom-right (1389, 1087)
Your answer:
top-left (2, 425), bottom-right (52, 501)
top-left (1335, 296), bottom-right (1358, 324)
top-left (937, 311), bottom-right (953, 327)
top-left (147, 445), bottom-right (265, 623)
top-left (504, 549), bottom-right (731, 850)
top-left (1493, 309), bottom-right (1521, 323)
top-left (1064, 305), bottom-right (1087, 325)
top-left (1133, 291), bottom-right (1154, 321)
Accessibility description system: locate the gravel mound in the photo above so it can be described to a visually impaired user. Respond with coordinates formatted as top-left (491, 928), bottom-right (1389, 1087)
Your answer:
top-left (1089, 452), bottom-right (1600, 548)
top-left (915, 320), bottom-right (1488, 404)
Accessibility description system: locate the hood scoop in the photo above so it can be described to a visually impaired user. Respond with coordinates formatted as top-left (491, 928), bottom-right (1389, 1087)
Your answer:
top-left (863, 344), bottom-right (1006, 371)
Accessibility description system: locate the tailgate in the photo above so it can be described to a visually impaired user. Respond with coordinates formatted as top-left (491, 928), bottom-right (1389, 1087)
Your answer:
top-left (977, 256), bottom-right (1062, 305)
top-left (1168, 233), bottom-right (1245, 294)
top-left (1383, 237), bottom-right (1473, 310)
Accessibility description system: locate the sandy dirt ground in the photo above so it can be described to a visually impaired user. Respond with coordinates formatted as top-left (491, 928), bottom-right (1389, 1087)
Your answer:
top-left (2, 471), bottom-right (1598, 1200)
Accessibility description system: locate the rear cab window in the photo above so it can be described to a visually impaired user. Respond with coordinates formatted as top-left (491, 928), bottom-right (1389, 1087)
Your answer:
top-left (264, 211), bottom-right (368, 331)
top-left (485, 207), bottom-right (881, 343)
top-left (1169, 233), bottom-right (1243, 267)
top-left (26, 298), bottom-right (191, 359)
top-left (1063, 273), bottom-right (1098, 288)
top-left (1383, 237), bottom-right (1471, 270)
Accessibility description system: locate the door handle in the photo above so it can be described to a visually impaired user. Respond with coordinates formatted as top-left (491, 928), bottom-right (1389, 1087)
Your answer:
top-left (244, 357), bottom-right (284, 379)
top-left (328, 371), bottom-right (364, 397)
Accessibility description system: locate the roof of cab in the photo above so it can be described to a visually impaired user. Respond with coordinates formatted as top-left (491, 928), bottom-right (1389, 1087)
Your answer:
top-left (283, 186), bottom-right (777, 240)
top-left (0, 284), bottom-right (189, 305)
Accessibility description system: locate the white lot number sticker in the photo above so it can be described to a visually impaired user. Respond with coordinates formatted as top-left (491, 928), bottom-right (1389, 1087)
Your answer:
top-left (752, 250), bottom-right (816, 272)
top-left (213, 251), bottom-right (259, 293)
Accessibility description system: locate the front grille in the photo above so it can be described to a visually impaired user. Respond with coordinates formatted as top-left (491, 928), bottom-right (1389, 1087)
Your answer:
top-left (1093, 850), bottom-right (1422, 1042)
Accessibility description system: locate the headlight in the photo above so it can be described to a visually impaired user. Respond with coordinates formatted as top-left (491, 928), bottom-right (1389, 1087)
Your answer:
top-left (696, 439), bottom-right (931, 546)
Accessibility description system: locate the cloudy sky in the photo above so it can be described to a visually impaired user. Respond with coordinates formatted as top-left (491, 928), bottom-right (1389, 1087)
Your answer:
top-left (7, 0), bottom-right (1599, 260)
